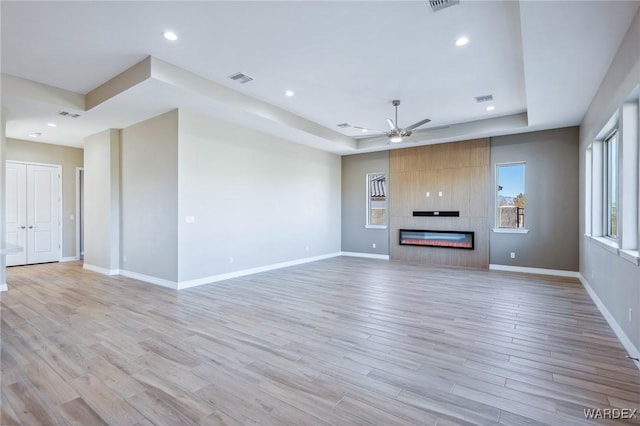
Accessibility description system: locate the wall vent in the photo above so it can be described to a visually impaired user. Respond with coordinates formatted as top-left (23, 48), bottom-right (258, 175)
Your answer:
top-left (429, 0), bottom-right (460, 12)
top-left (474, 94), bottom-right (494, 103)
top-left (228, 72), bottom-right (254, 84)
top-left (337, 123), bottom-right (351, 128)
top-left (59, 111), bottom-right (81, 118)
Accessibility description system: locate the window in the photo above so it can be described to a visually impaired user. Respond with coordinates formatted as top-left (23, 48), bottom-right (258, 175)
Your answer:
top-left (604, 130), bottom-right (618, 239)
top-left (585, 93), bottom-right (639, 264)
top-left (496, 162), bottom-right (525, 229)
top-left (366, 173), bottom-right (387, 228)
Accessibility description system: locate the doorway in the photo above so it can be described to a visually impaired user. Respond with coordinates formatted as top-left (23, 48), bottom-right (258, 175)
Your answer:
top-left (5, 161), bottom-right (62, 266)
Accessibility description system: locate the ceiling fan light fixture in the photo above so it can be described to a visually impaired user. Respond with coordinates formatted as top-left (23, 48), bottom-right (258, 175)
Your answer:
top-left (389, 134), bottom-right (403, 143)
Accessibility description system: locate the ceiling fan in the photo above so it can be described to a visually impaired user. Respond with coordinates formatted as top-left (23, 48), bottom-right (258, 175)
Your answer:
top-left (352, 100), bottom-right (431, 143)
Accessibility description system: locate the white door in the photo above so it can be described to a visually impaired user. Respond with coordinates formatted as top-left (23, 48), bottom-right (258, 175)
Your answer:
top-left (5, 162), bottom-right (60, 265)
top-left (5, 163), bottom-right (27, 266)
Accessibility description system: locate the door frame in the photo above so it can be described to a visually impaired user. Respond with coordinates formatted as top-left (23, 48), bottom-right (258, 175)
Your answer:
top-left (75, 167), bottom-right (84, 261)
top-left (6, 160), bottom-right (62, 263)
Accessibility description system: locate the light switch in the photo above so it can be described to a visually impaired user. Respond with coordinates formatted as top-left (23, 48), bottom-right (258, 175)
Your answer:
top-left (70, 214), bottom-right (75, 220)
top-left (185, 216), bottom-right (195, 223)
top-left (426, 192), bottom-right (430, 197)
top-left (438, 191), bottom-right (443, 197)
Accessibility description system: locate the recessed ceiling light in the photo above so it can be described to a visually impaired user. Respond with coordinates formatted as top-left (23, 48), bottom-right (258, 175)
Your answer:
top-left (163, 31), bottom-right (178, 41)
top-left (28, 132), bottom-right (42, 138)
top-left (455, 36), bottom-right (469, 47)
top-left (361, 128), bottom-right (368, 132)
top-left (285, 90), bottom-right (295, 97)
top-left (47, 123), bottom-right (57, 127)
top-left (486, 105), bottom-right (495, 111)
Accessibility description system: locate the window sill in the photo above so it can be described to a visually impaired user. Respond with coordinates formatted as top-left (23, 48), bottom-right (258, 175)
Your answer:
top-left (492, 228), bottom-right (529, 234)
top-left (591, 236), bottom-right (619, 255)
top-left (619, 249), bottom-right (640, 266)
top-left (365, 225), bottom-right (387, 230)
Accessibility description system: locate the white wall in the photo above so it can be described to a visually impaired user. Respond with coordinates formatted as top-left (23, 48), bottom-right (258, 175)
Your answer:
top-left (580, 9), bottom-right (640, 358)
top-left (120, 110), bottom-right (179, 282)
top-left (1, 107), bottom-right (7, 290)
top-left (177, 110), bottom-right (341, 282)
top-left (83, 129), bottom-right (120, 273)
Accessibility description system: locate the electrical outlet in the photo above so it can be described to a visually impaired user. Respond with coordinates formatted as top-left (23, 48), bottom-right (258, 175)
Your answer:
top-left (185, 216), bottom-right (195, 223)
top-left (438, 191), bottom-right (443, 197)
top-left (229, 257), bottom-right (234, 264)
top-left (306, 246), bottom-right (310, 252)
top-left (510, 252), bottom-right (516, 259)
top-left (372, 243), bottom-right (376, 249)
top-left (426, 192), bottom-right (430, 197)
top-left (123, 255), bottom-right (127, 262)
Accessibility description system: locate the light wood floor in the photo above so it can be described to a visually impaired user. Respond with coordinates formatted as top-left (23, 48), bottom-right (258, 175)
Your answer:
top-left (1, 258), bottom-right (639, 425)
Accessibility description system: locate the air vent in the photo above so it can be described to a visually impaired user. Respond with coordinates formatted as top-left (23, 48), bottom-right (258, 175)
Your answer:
top-left (228, 72), bottom-right (254, 84)
top-left (474, 94), bottom-right (494, 103)
top-left (337, 123), bottom-right (351, 128)
top-left (59, 111), bottom-right (81, 118)
top-left (429, 0), bottom-right (459, 12)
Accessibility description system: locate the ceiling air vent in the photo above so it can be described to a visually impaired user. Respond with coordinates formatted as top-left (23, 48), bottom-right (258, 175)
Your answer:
top-left (474, 94), bottom-right (494, 103)
top-left (228, 72), bottom-right (254, 84)
top-left (429, 0), bottom-right (459, 12)
top-left (59, 111), bottom-right (81, 118)
top-left (337, 123), bottom-right (351, 128)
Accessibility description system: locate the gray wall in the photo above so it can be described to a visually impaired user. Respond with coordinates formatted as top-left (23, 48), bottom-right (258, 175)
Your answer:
top-left (177, 110), bottom-right (341, 282)
top-left (490, 127), bottom-right (579, 271)
top-left (84, 129), bottom-right (120, 272)
top-left (120, 110), bottom-right (179, 282)
top-left (580, 9), bottom-right (639, 356)
top-left (6, 138), bottom-right (83, 259)
top-left (341, 151), bottom-right (389, 255)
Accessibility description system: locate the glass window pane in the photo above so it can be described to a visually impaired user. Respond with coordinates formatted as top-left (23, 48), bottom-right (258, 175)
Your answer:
top-left (606, 132), bottom-right (618, 238)
top-left (497, 163), bottom-right (525, 228)
top-left (367, 174), bottom-right (386, 226)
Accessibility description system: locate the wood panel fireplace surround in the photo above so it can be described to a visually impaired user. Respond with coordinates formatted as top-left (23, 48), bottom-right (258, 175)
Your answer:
top-left (389, 138), bottom-right (489, 268)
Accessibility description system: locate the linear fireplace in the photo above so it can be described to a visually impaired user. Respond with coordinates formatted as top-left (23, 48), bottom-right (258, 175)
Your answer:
top-left (399, 229), bottom-right (474, 250)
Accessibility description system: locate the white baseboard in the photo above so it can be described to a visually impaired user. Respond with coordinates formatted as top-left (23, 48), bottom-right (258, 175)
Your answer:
top-left (178, 252), bottom-right (342, 290)
top-left (578, 274), bottom-right (640, 371)
top-left (119, 269), bottom-right (178, 290)
top-left (60, 256), bottom-right (79, 262)
top-left (341, 252), bottom-right (390, 260)
top-left (489, 264), bottom-right (580, 278)
top-left (0, 283), bottom-right (8, 292)
top-left (83, 263), bottom-right (119, 276)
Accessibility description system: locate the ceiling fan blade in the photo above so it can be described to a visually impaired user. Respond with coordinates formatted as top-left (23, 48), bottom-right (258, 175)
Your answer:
top-left (386, 118), bottom-right (396, 130)
top-left (404, 117), bottom-right (432, 131)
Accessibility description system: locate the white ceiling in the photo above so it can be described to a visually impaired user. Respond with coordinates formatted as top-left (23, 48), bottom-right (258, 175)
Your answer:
top-left (1, 0), bottom-right (638, 154)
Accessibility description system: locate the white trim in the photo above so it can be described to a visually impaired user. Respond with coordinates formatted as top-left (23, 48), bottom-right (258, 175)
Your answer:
top-left (579, 274), bottom-right (640, 371)
top-left (341, 252), bottom-right (390, 260)
top-left (119, 269), bottom-right (178, 289)
top-left (489, 264), bottom-right (580, 278)
top-left (492, 228), bottom-right (529, 234)
top-left (83, 263), bottom-right (119, 276)
top-left (75, 167), bottom-right (84, 261)
top-left (0, 283), bottom-right (8, 292)
top-left (364, 225), bottom-right (387, 229)
top-left (591, 236), bottom-right (620, 255)
top-left (178, 252), bottom-right (342, 290)
top-left (60, 256), bottom-right (78, 262)
top-left (619, 249), bottom-right (640, 266)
